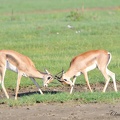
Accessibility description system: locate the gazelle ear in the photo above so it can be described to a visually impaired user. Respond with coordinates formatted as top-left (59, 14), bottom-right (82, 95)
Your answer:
top-left (45, 69), bottom-right (50, 74)
top-left (62, 67), bottom-right (64, 74)
top-left (62, 70), bottom-right (64, 74)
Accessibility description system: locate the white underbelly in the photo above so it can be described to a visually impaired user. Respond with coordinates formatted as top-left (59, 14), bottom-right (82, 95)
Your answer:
top-left (6, 61), bottom-right (28, 77)
top-left (6, 60), bottom-right (18, 73)
top-left (76, 72), bottom-right (81, 77)
top-left (85, 63), bottom-right (97, 72)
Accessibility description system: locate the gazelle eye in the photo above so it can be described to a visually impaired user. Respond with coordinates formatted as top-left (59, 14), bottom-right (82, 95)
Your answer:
top-left (48, 77), bottom-right (51, 80)
top-left (64, 79), bottom-right (67, 81)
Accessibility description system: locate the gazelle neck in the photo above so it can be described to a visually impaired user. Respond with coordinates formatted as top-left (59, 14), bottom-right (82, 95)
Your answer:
top-left (64, 68), bottom-right (77, 79)
top-left (27, 67), bottom-right (46, 79)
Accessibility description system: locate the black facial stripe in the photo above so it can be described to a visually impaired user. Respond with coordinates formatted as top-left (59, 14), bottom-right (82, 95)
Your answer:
top-left (64, 79), bottom-right (67, 81)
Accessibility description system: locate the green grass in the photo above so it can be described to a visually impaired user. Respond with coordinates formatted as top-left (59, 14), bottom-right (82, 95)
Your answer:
top-left (0, 0), bottom-right (120, 14)
top-left (0, 92), bottom-right (120, 107)
top-left (0, 0), bottom-right (120, 106)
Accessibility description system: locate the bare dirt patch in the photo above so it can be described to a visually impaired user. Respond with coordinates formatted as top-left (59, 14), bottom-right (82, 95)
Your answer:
top-left (0, 102), bottom-right (120, 120)
top-left (0, 82), bottom-right (120, 120)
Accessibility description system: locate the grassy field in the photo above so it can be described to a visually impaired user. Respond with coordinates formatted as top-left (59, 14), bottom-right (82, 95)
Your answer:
top-left (0, 0), bottom-right (120, 106)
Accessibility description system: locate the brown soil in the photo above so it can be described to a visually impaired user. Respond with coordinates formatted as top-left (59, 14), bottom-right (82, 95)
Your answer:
top-left (0, 101), bottom-right (120, 120)
top-left (0, 82), bottom-right (120, 120)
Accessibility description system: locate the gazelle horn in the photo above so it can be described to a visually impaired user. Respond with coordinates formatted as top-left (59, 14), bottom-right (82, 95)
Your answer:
top-left (54, 70), bottom-right (64, 82)
top-left (45, 69), bottom-right (50, 74)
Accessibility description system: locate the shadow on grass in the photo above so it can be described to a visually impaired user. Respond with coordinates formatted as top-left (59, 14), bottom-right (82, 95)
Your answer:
top-left (17, 90), bottom-right (61, 98)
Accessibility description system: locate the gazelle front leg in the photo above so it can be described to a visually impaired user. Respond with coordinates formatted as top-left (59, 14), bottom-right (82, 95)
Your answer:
top-left (30, 77), bottom-right (43, 95)
top-left (70, 76), bottom-right (76, 94)
top-left (15, 72), bottom-right (22, 100)
top-left (83, 71), bottom-right (93, 93)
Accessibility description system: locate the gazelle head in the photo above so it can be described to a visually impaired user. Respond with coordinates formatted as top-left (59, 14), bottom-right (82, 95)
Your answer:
top-left (54, 70), bottom-right (73, 86)
top-left (60, 74), bottom-right (73, 86)
top-left (43, 69), bottom-right (53, 87)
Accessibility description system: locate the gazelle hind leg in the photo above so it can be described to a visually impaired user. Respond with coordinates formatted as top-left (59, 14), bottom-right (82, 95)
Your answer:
top-left (106, 68), bottom-right (117, 92)
top-left (100, 68), bottom-right (110, 92)
top-left (0, 67), bottom-right (9, 99)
